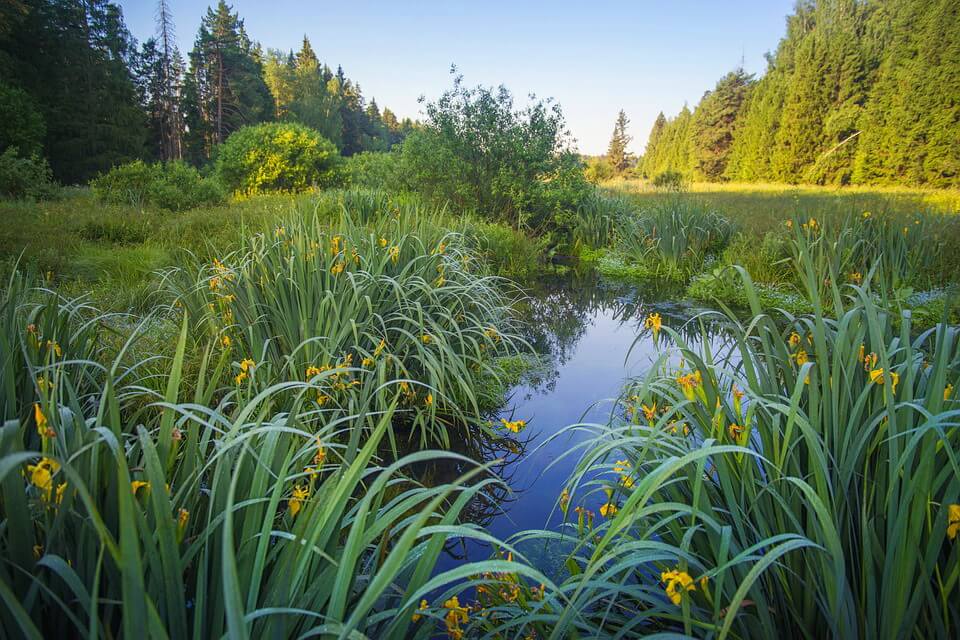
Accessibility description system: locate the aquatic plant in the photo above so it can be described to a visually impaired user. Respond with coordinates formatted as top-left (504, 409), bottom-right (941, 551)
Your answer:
top-left (613, 201), bottom-right (734, 280)
top-left (477, 270), bottom-right (960, 638)
top-left (0, 305), bottom-right (547, 637)
top-left (162, 199), bottom-right (527, 448)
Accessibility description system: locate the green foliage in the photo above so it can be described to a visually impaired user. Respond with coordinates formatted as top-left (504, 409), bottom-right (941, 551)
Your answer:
top-left (583, 156), bottom-right (616, 184)
top-left (342, 151), bottom-right (401, 190)
top-left (91, 160), bottom-right (224, 211)
top-left (215, 122), bottom-right (342, 196)
top-left (0, 148), bottom-right (59, 201)
top-left (644, 0), bottom-right (960, 188)
top-left (651, 169), bottom-right (687, 191)
top-left (397, 73), bottom-right (591, 232)
top-left (0, 81), bottom-right (45, 156)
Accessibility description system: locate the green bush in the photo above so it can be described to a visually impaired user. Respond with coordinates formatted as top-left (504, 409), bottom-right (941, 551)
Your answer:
top-left (342, 150), bottom-right (401, 190)
top-left (215, 122), bottom-right (342, 196)
top-left (651, 169), bottom-right (687, 191)
top-left (584, 156), bottom-right (616, 184)
top-left (91, 160), bottom-right (224, 211)
top-left (0, 147), bottom-right (59, 200)
top-left (397, 74), bottom-right (591, 232)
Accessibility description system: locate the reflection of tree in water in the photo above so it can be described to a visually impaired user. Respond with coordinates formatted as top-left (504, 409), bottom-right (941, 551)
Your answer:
top-left (515, 266), bottom-right (698, 398)
top-left (404, 268), bottom-right (730, 563)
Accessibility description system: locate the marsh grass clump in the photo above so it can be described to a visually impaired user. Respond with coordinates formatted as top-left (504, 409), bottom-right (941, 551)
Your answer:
top-left (164, 199), bottom-right (527, 448)
top-left (472, 273), bottom-right (960, 638)
top-left (606, 201), bottom-right (734, 281)
top-left (0, 296), bottom-right (543, 637)
top-left (570, 189), bottom-right (634, 249)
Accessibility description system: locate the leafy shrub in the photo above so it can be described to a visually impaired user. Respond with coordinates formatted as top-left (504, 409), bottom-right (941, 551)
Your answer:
top-left (215, 121), bottom-right (342, 195)
top-left (584, 156), bottom-right (616, 184)
top-left (651, 169), bottom-right (687, 191)
top-left (397, 73), bottom-right (591, 232)
top-left (91, 160), bottom-right (224, 211)
top-left (0, 147), bottom-right (59, 200)
top-left (342, 150), bottom-right (401, 190)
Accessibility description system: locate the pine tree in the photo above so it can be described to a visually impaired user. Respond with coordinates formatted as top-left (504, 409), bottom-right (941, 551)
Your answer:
top-left (0, 0), bottom-right (146, 181)
top-left (690, 68), bottom-right (753, 181)
top-left (606, 109), bottom-right (632, 173)
top-left (135, 2), bottom-right (186, 162)
top-left (154, 0), bottom-right (183, 160)
top-left (182, 0), bottom-right (272, 160)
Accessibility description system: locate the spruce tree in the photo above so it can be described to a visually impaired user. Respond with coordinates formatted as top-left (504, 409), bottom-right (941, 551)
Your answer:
top-left (690, 68), bottom-right (753, 181)
top-left (640, 112), bottom-right (666, 177)
top-left (606, 109), bottom-right (632, 173)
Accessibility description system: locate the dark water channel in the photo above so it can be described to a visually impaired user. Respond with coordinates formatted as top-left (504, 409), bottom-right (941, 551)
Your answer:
top-left (433, 268), bottom-right (723, 577)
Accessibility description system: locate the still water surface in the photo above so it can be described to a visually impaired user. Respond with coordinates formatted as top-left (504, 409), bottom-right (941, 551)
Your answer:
top-left (434, 269), bottom-right (719, 576)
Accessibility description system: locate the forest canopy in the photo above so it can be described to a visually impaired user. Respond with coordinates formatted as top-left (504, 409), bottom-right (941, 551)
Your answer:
top-left (0, 0), bottom-right (414, 184)
top-left (639, 0), bottom-right (960, 188)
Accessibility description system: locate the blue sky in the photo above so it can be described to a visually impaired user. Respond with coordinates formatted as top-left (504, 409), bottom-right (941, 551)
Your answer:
top-left (118, 1), bottom-right (795, 155)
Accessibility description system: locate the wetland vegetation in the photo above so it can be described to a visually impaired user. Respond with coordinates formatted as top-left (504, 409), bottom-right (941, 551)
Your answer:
top-left (1, 0), bottom-right (960, 638)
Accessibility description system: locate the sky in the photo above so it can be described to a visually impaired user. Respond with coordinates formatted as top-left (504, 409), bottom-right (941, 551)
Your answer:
top-left (117, 0), bottom-right (796, 155)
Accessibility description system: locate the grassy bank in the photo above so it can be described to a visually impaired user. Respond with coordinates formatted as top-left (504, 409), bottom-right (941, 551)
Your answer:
top-left (580, 181), bottom-right (960, 327)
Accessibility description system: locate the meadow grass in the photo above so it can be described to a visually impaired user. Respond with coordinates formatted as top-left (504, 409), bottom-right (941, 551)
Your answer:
top-left (605, 179), bottom-right (960, 227)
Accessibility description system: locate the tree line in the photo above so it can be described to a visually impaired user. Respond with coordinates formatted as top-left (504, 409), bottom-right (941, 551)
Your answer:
top-left (0, 0), bottom-right (414, 184)
top-left (640, 0), bottom-right (960, 188)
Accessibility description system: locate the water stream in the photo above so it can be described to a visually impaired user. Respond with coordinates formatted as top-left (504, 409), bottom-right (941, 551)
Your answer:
top-left (434, 269), bottom-right (721, 576)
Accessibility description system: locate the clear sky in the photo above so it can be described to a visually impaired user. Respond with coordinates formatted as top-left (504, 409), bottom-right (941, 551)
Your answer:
top-left (117, 1), bottom-right (795, 155)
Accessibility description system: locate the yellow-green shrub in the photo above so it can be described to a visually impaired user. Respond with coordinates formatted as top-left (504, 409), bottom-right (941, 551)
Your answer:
top-left (215, 122), bottom-right (342, 196)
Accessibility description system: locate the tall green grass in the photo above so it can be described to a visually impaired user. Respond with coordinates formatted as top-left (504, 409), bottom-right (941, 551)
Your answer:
top-left (0, 275), bottom-right (550, 638)
top-left (162, 198), bottom-right (527, 449)
top-left (473, 269), bottom-right (960, 638)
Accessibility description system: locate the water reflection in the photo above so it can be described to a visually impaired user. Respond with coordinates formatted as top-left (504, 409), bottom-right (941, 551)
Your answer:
top-left (432, 268), bottom-right (727, 574)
